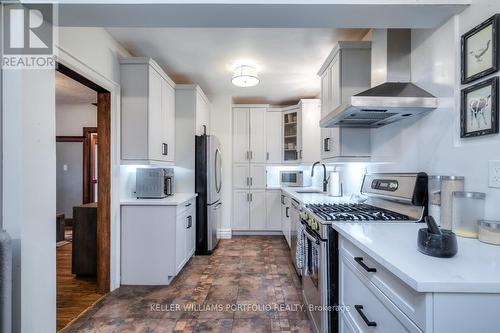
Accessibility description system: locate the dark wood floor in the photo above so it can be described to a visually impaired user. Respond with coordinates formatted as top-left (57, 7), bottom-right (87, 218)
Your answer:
top-left (57, 243), bottom-right (105, 331)
top-left (60, 236), bottom-right (312, 333)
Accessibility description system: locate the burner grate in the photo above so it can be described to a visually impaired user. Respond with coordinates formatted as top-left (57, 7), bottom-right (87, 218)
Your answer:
top-left (306, 203), bottom-right (410, 222)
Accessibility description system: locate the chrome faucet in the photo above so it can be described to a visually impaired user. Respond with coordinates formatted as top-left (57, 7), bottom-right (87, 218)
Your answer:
top-left (311, 161), bottom-right (328, 192)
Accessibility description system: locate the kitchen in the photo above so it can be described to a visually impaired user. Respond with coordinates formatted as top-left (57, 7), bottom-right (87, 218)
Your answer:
top-left (1, 1), bottom-right (500, 333)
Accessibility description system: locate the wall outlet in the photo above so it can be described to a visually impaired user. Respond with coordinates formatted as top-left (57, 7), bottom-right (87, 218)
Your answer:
top-left (489, 160), bottom-right (500, 188)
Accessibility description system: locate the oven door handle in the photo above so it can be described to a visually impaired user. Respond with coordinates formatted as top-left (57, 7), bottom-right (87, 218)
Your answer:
top-left (303, 228), bottom-right (320, 245)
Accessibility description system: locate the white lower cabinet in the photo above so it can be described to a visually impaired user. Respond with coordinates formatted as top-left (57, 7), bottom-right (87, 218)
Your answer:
top-left (232, 190), bottom-right (251, 230)
top-left (121, 199), bottom-right (195, 285)
top-left (340, 255), bottom-right (421, 333)
top-left (250, 190), bottom-right (266, 230)
top-left (232, 190), bottom-right (267, 230)
top-left (266, 190), bottom-right (282, 230)
top-left (281, 193), bottom-right (291, 247)
top-left (233, 163), bottom-right (266, 189)
top-left (339, 236), bottom-right (500, 333)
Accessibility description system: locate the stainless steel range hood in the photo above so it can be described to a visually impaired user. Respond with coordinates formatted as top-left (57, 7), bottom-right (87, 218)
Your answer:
top-left (320, 29), bottom-right (438, 128)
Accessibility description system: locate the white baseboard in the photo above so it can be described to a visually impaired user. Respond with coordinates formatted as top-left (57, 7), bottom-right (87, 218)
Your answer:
top-left (232, 230), bottom-right (283, 236)
top-left (218, 228), bottom-right (232, 239)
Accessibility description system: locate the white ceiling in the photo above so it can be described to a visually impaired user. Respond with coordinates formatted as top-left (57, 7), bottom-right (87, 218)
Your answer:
top-left (107, 28), bottom-right (369, 104)
top-left (56, 71), bottom-right (97, 105)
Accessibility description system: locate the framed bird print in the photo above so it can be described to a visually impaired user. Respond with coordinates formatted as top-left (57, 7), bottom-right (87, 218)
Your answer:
top-left (461, 14), bottom-right (499, 84)
top-left (460, 77), bottom-right (498, 138)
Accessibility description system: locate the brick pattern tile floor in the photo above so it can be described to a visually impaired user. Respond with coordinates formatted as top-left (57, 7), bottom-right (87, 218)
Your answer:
top-left (61, 236), bottom-right (313, 333)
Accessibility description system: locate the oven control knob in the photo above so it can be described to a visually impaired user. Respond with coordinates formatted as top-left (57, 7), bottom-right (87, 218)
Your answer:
top-left (300, 212), bottom-right (308, 220)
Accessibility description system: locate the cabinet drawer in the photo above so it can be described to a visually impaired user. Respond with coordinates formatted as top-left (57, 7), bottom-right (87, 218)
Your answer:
top-left (340, 238), bottom-right (429, 331)
top-left (178, 198), bottom-right (195, 214)
top-left (340, 257), bottom-right (422, 333)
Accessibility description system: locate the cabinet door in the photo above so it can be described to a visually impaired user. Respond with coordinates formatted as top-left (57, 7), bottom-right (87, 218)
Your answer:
top-left (233, 108), bottom-right (250, 163)
top-left (320, 70), bottom-right (331, 117)
top-left (300, 101), bottom-right (321, 163)
top-left (249, 108), bottom-right (267, 163)
top-left (185, 208), bottom-right (196, 257)
top-left (283, 109), bottom-right (299, 162)
top-left (265, 111), bottom-right (282, 163)
top-left (249, 190), bottom-right (266, 230)
top-left (233, 164), bottom-right (250, 189)
top-left (161, 79), bottom-right (176, 162)
top-left (330, 56), bottom-right (341, 111)
top-left (266, 191), bottom-right (282, 230)
top-left (195, 91), bottom-right (210, 136)
top-left (249, 164), bottom-right (267, 189)
top-left (232, 190), bottom-right (250, 230)
top-left (148, 68), bottom-right (164, 161)
top-left (175, 210), bottom-right (187, 273)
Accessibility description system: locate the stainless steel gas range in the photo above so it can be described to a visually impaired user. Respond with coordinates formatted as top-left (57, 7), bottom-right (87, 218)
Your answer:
top-left (299, 173), bottom-right (428, 333)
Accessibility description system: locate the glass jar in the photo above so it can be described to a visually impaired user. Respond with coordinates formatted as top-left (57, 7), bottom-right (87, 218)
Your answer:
top-left (452, 191), bottom-right (485, 238)
top-left (478, 220), bottom-right (500, 245)
top-left (428, 176), bottom-right (464, 229)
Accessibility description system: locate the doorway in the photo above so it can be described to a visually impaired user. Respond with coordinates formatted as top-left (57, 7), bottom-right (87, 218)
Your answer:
top-left (55, 63), bottom-right (111, 331)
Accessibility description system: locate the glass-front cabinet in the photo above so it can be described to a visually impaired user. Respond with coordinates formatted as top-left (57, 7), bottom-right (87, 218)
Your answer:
top-left (282, 108), bottom-right (302, 162)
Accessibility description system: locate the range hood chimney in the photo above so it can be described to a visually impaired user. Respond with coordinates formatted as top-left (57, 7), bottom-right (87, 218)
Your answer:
top-left (320, 29), bottom-right (438, 128)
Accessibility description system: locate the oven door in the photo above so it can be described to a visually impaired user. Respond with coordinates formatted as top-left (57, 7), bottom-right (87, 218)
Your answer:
top-left (302, 226), bottom-right (327, 333)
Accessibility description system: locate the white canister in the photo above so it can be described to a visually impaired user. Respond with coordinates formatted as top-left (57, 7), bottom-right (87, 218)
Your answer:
top-left (429, 176), bottom-right (464, 230)
top-left (329, 171), bottom-right (342, 197)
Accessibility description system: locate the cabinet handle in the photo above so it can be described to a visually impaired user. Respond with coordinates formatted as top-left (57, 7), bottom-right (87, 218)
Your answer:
top-left (324, 138), bottom-right (330, 152)
top-left (250, 177), bottom-right (253, 186)
top-left (354, 305), bottom-right (377, 327)
top-left (186, 216), bottom-right (192, 228)
top-left (299, 150), bottom-right (303, 159)
top-left (286, 207), bottom-right (289, 218)
top-left (250, 151), bottom-right (253, 160)
top-left (267, 152), bottom-right (269, 161)
top-left (354, 257), bottom-right (377, 273)
top-left (281, 195), bottom-right (285, 205)
top-left (247, 193), bottom-right (250, 202)
top-left (246, 151), bottom-right (249, 160)
top-left (185, 202), bottom-right (192, 207)
top-left (250, 193), bottom-right (253, 202)
top-left (162, 143), bottom-right (168, 155)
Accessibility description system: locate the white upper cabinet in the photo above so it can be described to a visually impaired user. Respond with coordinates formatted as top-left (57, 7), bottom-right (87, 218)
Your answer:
top-left (121, 57), bottom-right (176, 164)
top-left (233, 106), bottom-right (267, 163)
top-left (265, 110), bottom-right (282, 163)
top-left (249, 108), bottom-right (267, 163)
top-left (282, 100), bottom-right (320, 164)
top-left (317, 42), bottom-right (372, 160)
top-left (233, 107), bottom-right (251, 163)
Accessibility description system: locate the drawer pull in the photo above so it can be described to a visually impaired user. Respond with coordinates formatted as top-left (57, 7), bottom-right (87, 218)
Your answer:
top-left (185, 203), bottom-right (192, 207)
top-left (354, 305), bottom-right (377, 327)
top-left (354, 257), bottom-right (377, 273)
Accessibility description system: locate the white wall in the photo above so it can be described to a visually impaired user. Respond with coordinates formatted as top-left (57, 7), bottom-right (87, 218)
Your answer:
top-left (3, 69), bottom-right (56, 333)
top-left (341, 0), bottom-right (500, 221)
top-left (3, 26), bottom-right (130, 333)
top-left (209, 95), bottom-right (233, 231)
top-left (57, 27), bottom-right (131, 294)
top-left (56, 103), bottom-right (97, 136)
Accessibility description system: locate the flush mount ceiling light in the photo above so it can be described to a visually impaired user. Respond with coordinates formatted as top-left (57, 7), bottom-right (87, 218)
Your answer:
top-left (231, 65), bottom-right (259, 87)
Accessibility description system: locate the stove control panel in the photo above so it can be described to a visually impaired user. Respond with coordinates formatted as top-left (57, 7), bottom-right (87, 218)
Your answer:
top-left (300, 211), bottom-right (320, 231)
top-left (371, 179), bottom-right (398, 191)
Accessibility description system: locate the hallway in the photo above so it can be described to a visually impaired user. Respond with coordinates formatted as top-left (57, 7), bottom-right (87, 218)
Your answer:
top-left (61, 236), bottom-right (312, 332)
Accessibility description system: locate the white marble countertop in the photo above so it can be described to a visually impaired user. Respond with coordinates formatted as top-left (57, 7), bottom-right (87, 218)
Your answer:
top-left (332, 223), bottom-right (500, 293)
top-left (120, 193), bottom-right (197, 206)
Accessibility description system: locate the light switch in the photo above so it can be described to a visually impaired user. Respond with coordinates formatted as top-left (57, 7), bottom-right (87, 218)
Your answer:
top-left (489, 160), bottom-right (500, 188)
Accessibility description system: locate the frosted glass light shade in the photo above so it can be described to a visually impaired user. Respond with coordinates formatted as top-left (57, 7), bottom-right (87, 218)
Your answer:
top-left (232, 65), bottom-right (259, 87)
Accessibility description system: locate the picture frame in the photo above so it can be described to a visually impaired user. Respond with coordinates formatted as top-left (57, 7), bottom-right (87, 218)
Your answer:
top-left (460, 77), bottom-right (498, 138)
top-left (461, 14), bottom-right (499, 84)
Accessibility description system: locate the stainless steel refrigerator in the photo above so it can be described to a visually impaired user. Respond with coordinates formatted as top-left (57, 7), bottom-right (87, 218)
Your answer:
top-left (195, 134), bottom-right (222, 254)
